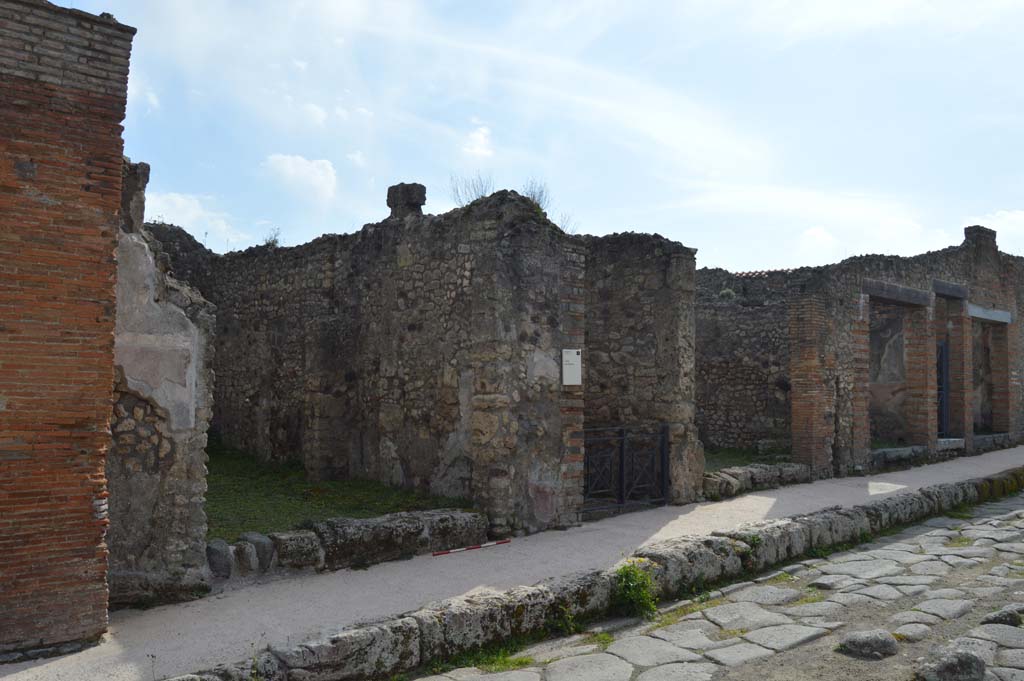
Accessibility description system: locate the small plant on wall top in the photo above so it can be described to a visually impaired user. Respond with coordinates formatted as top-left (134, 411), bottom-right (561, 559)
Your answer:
top-left (611, 558), bottom-right (658, 620)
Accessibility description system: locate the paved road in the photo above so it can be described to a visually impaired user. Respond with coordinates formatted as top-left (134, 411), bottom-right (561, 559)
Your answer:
top-left (4, 447), bottom-right (1024, 681)
top-left (423, 492), bottom-right (1024, 681)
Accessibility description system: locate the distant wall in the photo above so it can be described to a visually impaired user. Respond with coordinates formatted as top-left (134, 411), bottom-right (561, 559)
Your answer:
top-left (0, 0), bottom-right (134, 656)
top-left (695, 270), bottom-right (791, 452)
top-left (153, 190), bottom-right (703, 533)
top-left (585, 234), bottom-right (702, 502)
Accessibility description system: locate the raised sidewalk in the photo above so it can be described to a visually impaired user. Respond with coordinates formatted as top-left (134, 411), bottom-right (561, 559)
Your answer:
top-left (4, 446), bottom-right (1023, 681)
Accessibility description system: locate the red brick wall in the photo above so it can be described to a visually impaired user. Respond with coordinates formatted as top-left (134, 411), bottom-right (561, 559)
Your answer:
top-left (903, 304), bottom-right (938, 448)
top-left (788, 293), bottom-right (835, 477)
top-left (946, 299), bottom-right (973, 444)
top-left (0, 0), bottom-right (133, 655)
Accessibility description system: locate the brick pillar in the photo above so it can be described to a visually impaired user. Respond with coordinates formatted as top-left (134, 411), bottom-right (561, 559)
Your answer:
top-left (557, 243), bottom-right (586, 528)
top-left (947, 300), bottom-right (973, 448)
top-left (903, 303), bottom-right (938, 451)
top-left (991, 323), bottom-right (1012, 434)
top-left (851, 294), bottom-right (872, 462)
top-left (0, 1), bottom-right (135, 657)
top-left (788, 293), bottom-right (834, 477)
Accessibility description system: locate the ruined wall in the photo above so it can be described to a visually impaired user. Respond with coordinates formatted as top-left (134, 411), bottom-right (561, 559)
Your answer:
top-left (0, 0), bottom-right (133, 656)
top-left (794, 226), bottom-right (1024, 475)
top-left (695, 270), bottom-right (791, 451)
top-left (153, 190), bottom-right (701, 532)
top-left (584, 234), bottom-right (702, 503)
top-left (154, 191), bottom-right (593, 534)
top-left (106, 161), bottom-right (214, 606)
top-left (695, 227), bottom-right (1024, 478)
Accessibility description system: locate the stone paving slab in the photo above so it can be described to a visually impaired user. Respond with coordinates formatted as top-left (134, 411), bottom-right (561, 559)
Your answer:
top-left (741, 624), bottom-right (828, 651)
top-left (545, 654), bottom-right (633, 681)
top-left (701, 602), bottom-right (793, 630)
top-left (437, 492), bottom-right (1024, 681)
top-left (703, 642), bottom-right (775, 666)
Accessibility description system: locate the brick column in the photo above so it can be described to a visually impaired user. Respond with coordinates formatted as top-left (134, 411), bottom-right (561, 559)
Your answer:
top-left (903, 303), bottom-right (938, 451)
top-left (788, 293), bottom-right (834, 477)
top-left (0, 0), bottom-right (135, 657)
top-left (851, 294), bottom-right (872, 461)
top-left (556, 243), bottom-right (586, 527)
top-left (947, 300), bottom-right (973, 448)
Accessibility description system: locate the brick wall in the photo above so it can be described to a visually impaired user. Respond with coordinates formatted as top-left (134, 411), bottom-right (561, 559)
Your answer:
top-left (0, 0), bottom-right (134, 656)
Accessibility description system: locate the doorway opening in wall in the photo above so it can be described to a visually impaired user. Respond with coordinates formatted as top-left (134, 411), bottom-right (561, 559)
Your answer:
top-left (582, 424), bottom-right (669, 520)
top-left (973, 319), bottom-right (1009, 437)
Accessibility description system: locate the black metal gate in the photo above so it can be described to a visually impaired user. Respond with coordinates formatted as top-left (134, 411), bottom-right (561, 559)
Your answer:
top-left (583, 424), bottom-right (669, 515)
top-left (937, 339), bottom-right (950, 437)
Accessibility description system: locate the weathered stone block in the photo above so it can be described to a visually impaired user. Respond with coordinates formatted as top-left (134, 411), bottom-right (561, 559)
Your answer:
top-left (239, 532), bottom-right (276, 572)
top-left (269, 531), bottom-right (324, 570)
top-left (206, 540), bottom-right (233, 580)
top-left (274, 617), bottom-right (419, 680)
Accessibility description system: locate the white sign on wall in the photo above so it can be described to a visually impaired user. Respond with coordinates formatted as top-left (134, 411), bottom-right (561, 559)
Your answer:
top-left (562, 349), bottom-right (582, 386)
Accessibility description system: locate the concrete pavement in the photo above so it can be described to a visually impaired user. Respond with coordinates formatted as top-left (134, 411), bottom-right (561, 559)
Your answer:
top-left (4, 446), bottom-right (1023, 681)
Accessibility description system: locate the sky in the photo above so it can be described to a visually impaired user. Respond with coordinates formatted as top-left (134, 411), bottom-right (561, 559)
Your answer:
top-left (69, 0), bottom-right (1024, 272)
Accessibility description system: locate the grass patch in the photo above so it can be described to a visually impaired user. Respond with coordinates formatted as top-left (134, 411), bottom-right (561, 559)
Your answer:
top-left (945, 536), bottom-right (973, 547)
top-left (582, 632), bottom-right (614, 650)
top-left (789, 590), bottom-right (825, 606)
top-left (946, 504), bottom-right (974, 520)
top-left (652, 596), bottom-right (727, 629)
top-left (205, 438), bottom-right (472, 540)
top-left (763, 572), bottom-right (797, 585)
top-left (714, 628), bottom-right (747, 640)
top-left (428, 635), bottom-right (540, 675)
top-left (704, 448), bottom-right (763, 472)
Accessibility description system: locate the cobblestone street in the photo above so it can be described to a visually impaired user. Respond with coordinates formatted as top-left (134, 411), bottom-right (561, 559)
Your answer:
top-left (423, 494), bottom-right (1024, 681)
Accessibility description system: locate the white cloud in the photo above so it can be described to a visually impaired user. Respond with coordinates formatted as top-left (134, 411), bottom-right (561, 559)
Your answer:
top-left (346, 150), bottom-right (367, 167)
top-left (678, 182), bottom-right (957, 269)
top-left (146, 192), bottom-right (250, 251)
top-left (462, 125), bottom-right (494, 157)
top-left (127, 72), bottom-right (160, 114)
top-left (303, 102), bottom-right (328, 127)
top-left (691, 0), bottom-right (1024, 42)
top-left (291, 58), bottom-right (308, 72)
top-left (263, 153), bottom-right (338, 203)
top-left (334, 106), bottom-right (350, 120)
top-left (356, 107), bottom-right (374, 117)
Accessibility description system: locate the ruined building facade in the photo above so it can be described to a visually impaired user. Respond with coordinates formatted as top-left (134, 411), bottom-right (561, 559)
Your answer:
top-left (696, 226), bottom-right (1024, 477)
top-left (152, 188), bottom-right (702, 535)
top-left (107, 161), bottom-right (215, 606)
top-left (0, 0), bottom-right (134, 657)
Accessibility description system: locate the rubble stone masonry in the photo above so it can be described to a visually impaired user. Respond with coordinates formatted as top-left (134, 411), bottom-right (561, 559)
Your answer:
top-left (695, 227), bottom-right (1024, 478)
top-left (0, 0), bottom-right (134, 655)
top-left (151, 191), bottom-right (700, 534)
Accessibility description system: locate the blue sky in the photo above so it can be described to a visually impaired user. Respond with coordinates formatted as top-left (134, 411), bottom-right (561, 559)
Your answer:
top-left (70, 0), bottom-right (1024, 271)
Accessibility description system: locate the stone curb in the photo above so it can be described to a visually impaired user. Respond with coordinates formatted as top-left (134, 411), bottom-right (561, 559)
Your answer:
top-left (169, 466), bottom-right (1024, 681)
top-left (205, 509), bottom-right (487, 582)
top-left (702, 462), bottom-right (812, 502)
top-left (703, 434), bottom-right (1020, 504)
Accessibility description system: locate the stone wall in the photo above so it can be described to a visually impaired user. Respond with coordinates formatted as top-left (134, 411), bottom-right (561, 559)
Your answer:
top-left (106, 161), bottom-right (215, 606)
top-left (695, 269), bottom-right (791, 451)
top-left (695, 228), bottom-right (1024, 479)
top-left (794, 227), bottom-right (1024, 473)
top-left (0, 0), bottom-right (134, 656)
top-left (152, 189), bottom-right (702, 533)
top-left (584, 234), bottom-right (702, 502)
